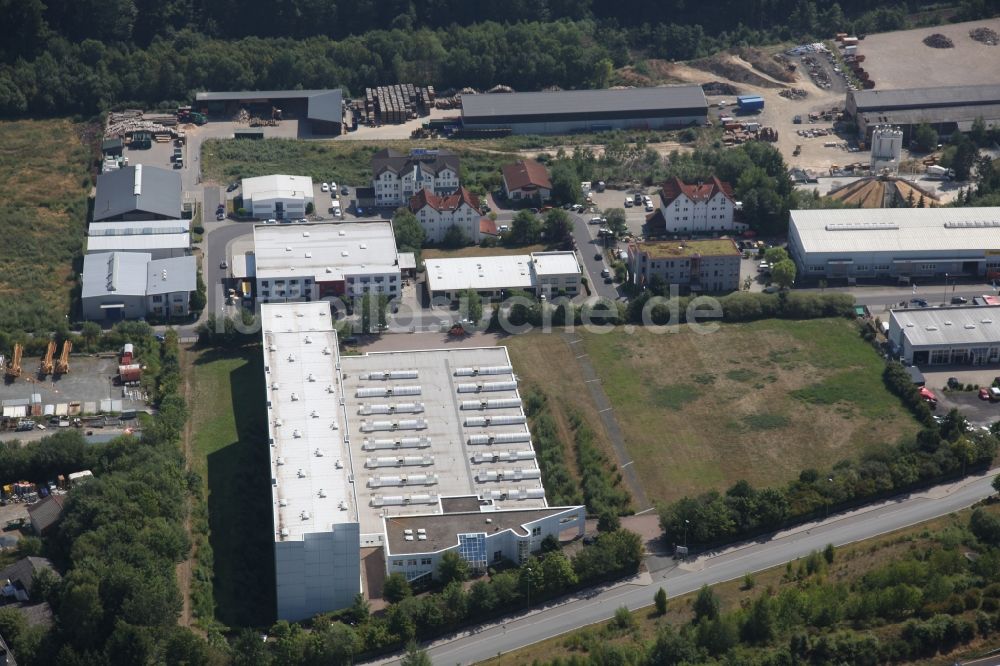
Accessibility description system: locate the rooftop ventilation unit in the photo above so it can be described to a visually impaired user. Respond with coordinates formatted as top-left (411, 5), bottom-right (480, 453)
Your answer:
top-left (297, 468), bottom-right (305, 478)
top-left (279, 498), bottom-right (288, 506)
top-left (314, 448), bottom-right (324, 457)
top-left (301, 511), bottom-right (311, 520)
top-left (465, 415), bottom-right (526, 427)
top-left (461, 398), bottom-right (522, 410)
top-left (280, 527), bottom-right (289, 538)
top-left (366, 455), bottom-right (434, 468)
top-left (455, 365), bottom-right (513, 377)
top-left (276, 457), bottom-right (285, 466)
top-left (363, 437), bottom-right (432, 450)
top-left (318, 489), bottom-right (327, 498)
top-left (824, 222), bottom-right (899, 231)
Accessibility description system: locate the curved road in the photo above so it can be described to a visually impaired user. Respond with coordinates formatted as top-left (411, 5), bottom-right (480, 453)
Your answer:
top-left (368, 467), bottom-right (1000, 665)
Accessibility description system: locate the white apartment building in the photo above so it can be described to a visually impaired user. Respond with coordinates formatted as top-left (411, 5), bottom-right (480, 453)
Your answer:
top-left (251, 223), bottom-right (402, 303)
top-left (408, 187), bottom-right (483, 243)
top-left (650, 176), bottom-right (741, 235)
top-left (242, 174), bottom-right (315, 220)
top-left (371, 149), bottom-right (460, 207)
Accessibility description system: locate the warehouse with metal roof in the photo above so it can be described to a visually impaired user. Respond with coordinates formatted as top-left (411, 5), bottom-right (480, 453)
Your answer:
top-left (888, 305), bottom-right (1000, 365)
top-left (261, 301), bottom-right (583, 620)
top-left (86, 220), bottom-right (190, 258)
top-left (80, 253), bottom-right (196, 321)
top-left (93, 165), bottom-right (182, 222)
top-left (788, 207), bottom-right (1000, 281)
top-left (424, 251), bottom-right (581, 301)
top-left (461, 86), bottom-right (708, 134)
top-left (847, 84), bottom-right (1000, 141)
top-left (194, 89), bottom-right (345, 134)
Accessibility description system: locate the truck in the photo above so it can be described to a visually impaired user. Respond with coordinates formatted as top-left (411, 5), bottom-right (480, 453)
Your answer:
top-left (925, 164), bottom-right (954, 180)
top-left (736, 95), bottom-right (765, 113)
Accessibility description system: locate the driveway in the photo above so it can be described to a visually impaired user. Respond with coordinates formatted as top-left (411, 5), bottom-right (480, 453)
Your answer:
top-left (568, 210), bottom-right (621, 302)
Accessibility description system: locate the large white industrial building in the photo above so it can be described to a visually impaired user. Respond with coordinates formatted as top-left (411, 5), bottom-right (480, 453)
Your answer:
top-left (262, 302), bottom-right (584, 621)
top-left (424, 252), bottom-right (581, 301)
top-left (888, 305), bottom-right (1000, 366)
top-left (242, 175), bottom-right (314, 220)
top-left (249, 222), bottom-right (402, 303)
top-left (788, 208), bottom-right (1000, 281)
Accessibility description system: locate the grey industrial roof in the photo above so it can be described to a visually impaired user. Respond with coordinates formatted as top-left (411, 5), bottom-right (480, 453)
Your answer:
top-left (87, 233), bottom-right (190, 253)
top-left (88, 220), bottom-right (190, 236)
top-left (146, 255), bottom-right (197, 295)
top-left (93, 165), bottom-right (182, 222)
top-left (385, 507), bottom-right (573, 556)
top-left (194, 89), bottom-right (343, 123)
top-left (861, 104), bottom-right (1000, 128)
top-left (81, 252), bottom-right (151, 298)
top-left (851, 84), bottom-right (1000, 112)
top-left (790, 208), bottom-right (1000, 255)
top-left (461, 86), bottom-right (707, 120)
top-left (891, 306), bottom-right (1000, 347)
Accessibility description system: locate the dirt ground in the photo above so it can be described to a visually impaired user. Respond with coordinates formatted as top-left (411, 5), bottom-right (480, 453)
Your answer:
top-left (858, 18), bottom-right (1000, 89)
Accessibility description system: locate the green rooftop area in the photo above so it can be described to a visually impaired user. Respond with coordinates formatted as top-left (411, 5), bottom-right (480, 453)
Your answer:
top-left (637, 239), bottom-right (740, 259)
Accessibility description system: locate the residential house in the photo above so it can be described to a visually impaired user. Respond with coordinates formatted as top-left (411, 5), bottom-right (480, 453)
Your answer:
top-left (501, 160), bottom-right (552, 201)
top-left (627, 239), bottom-right (741, 293)
top-left (647, 176), bottom-right (740, 235)
top-left (408, 187), bottom-right (483, 243)
top-left (371, 149), bottom-right (460, 207)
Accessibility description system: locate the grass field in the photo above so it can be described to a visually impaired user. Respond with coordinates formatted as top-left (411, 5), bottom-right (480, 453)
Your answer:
top-left (581, 318), bottom-right (919, 503)
top-left (423, 243), bottom-right (547, 260)
top-left (187, 345), bottom-right (275, 627)
top-left (477, 503), bottom-right (1000, 666)
top-left (0, 119), bottom-right (92, 331)
top-left (201, 138), bottom-right (522, 192)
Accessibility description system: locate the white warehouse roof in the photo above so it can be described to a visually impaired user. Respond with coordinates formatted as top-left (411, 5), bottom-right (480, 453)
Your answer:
top-left (242, 174), bottom-right (314, 201)
top-left (252, 222), bottom-right (400, 281)
top-left (86, 233), bottom-right (190, 253)
top-left (790, 207), bottom-right (1000, 254)
top-left (890, 305), bottom-right (1000, 347)
top-left (425, 252), bottom-right (580, 293)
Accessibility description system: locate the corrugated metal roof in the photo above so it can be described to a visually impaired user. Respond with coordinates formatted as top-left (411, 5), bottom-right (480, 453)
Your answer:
top-left (88, 220), bottom-right (189, 236)
top-left (891, 305), bottom-right (1000, 347)
top-left (86, 233), bottom-right (190, 252)
top-left (93, 165), bottom-right (182, 222)
top-left (461, 86), bottom-right (707, 120)
top-left (851, 84), bottom-right (1000, 112)
top-left (790, 208), bottom-right (1000, 254)
top-left (81, 252), bottom-right (150, 298)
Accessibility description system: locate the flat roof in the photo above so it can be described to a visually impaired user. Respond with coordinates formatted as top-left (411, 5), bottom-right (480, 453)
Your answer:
top-left (340, 346), bottom-right (546, 535)
top-left (242, 174), bottom-right (314, 202)
top-left (252, 222), bottom-right (399, 280)
top-left (262, 303), bottom-right (358, 542)
top-left (385, 507), bottom-right (571, 555)
top-left (636, 239), bottom-right (740, 258)
top-left (425, 255), bottom-right (534, 293)
top-left (397, 252), bottom-right (417, 271)
top-left (851, 84), bottom-right (1000, 112)
top-left (145, 255), bottom-right (197, 295)
top-left (790, 208), bottom-right (1000, 255)
top-left (462, 86), bottom-right (707, 121)
top-left (87, 233), bottom-right (190, 252)
top-left (891, 305), bottom-right (1000, 347)
top-left (530, 251), bottom-right (581, 276)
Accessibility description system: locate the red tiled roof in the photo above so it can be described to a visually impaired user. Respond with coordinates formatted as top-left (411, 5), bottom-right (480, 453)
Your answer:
top-left (480, 218), bottom-right (498, 236)
top-left (502, 160), bottom-right (552, 193)
top-left (409, 187), bottom-right (480, 214)
top-left (659, 176), bottom-right (735, 206)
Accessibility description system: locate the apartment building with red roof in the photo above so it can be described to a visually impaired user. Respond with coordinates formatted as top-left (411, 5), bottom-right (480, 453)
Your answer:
top-left (409, 187), bottom-right (485, 243)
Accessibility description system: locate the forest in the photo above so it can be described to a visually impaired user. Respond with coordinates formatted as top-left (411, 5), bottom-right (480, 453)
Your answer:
top-left (1, 1), bottom-right (996, 117)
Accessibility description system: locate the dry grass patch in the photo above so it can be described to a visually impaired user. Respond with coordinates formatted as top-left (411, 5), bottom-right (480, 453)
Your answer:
top-left (423, 244), bottom-right (547, 260)
top-left (581, 318), bottom-right (919, 503)
top-left (0, 119), bottom-right (92, 331)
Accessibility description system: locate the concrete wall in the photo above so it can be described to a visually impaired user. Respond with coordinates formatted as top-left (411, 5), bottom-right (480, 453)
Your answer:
top-left (275, 523), bottom-right (361, 621)
top-left (81, 295), bottom-right (146, 321)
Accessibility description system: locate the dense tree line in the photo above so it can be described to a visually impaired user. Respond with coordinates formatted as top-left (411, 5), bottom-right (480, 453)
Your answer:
top-left (658, 405), bottom-right (997, 550)
top-left (544, 509), bottom-right (1000, 665)
top-left (2, 1), bottom-right (997, 118)
top-left (0, 329), bottom-right (227, 664)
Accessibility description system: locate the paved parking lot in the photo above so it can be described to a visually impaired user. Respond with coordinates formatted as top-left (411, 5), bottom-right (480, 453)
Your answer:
top-left (586, 188), bottom-right (656, 237)
top-left (0, 356), bottom-right (146, 412)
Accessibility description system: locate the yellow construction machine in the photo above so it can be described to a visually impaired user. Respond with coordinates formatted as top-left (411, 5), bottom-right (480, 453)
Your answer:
top-left (39, 340), bottom-right (56, 377)
top-left (55, 340), bottom-right (72, 375)
top-left (4, 343), bottom-right (22, 379)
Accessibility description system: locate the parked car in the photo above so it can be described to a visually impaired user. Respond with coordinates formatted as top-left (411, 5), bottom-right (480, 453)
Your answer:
top-left (758, 261), bottom-right (771, 272)
top-left (624, 199), bottom-right (633, 207)
top-left (980, 387), bottom-right (991, 400)
top-left (321, 182), bottom-right (329, 192)
top-left (909, 298), bottom-right (929, 307)
top-left (951, 296), bottom-right (968, 304)
top-left (341, 186), bottom-right (349, 195)
top-left (330, 182), bottom-right (338, 193)
top-left (227, 182), bottom-right (239, 192)
top-left (589, 216), bottom-right (604, 225)
top-left (604, 276), bottom-right (614, 284)
top-left (918, 386), bottom-right (938, 407)
top-left (216, 212), bottom-right (225, 221)
top-left (594, 252), bottom-right (603, 261)
top-left (601, 268), bottom-right (611, 278)
top-left (645, 203), bottom-right (655, 212)
top-left (219, 261), bottom-right (228, 270)
top-left (633, 193), bottom-right (643, 204)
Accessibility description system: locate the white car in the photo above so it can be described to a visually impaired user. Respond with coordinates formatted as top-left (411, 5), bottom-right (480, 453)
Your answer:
top-left (645, 203), bottom-right (654, 212)
top-left (589, 216), bottom-right (604, 225)
top-left (265, 218), bottom-right (277, 225)
top-left (624, 199), bottom-right (633, 208)
top-left (333, 207), bottom-right (343, 218)
top-left (330, 182), bottom-right (338, 193)
top-left (321, 182), bottom-right (330, 192)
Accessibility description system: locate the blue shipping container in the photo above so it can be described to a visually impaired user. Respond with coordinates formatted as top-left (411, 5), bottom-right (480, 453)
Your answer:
top-left (737, 96), bottom-right (765, 111)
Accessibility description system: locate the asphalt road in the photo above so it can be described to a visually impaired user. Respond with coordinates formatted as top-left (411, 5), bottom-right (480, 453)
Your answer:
top-left (205, 221), bottom-right (255, 315)
top-left (367, 467), bottom-right (1000, 666)
top-left (568, 211), bottom-right (621, 302)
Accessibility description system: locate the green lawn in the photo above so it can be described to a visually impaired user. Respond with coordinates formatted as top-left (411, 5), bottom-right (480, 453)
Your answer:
top-left (581, 318), bottom-right (919, 503)
top-left (188, 346), bottom-right (274, 627)
top-left (0, 119), bottom-right (91, 331)
top-left (422, 243), bottom-right (547, 260)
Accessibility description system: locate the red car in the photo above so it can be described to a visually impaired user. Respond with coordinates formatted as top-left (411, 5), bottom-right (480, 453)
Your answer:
top-left (980, 387), bottom-right (991, 400)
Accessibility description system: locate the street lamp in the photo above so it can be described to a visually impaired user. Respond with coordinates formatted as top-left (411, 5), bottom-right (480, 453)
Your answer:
top-left (683, 519), bottom-right (690, 549)
top-left (943, 273), bottom-right (949, 305)
top-left (825, 477), bottom-right (834, 518)
top-left (525, 567), bottom-right (532, 608)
